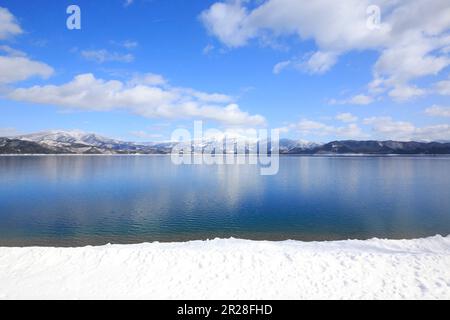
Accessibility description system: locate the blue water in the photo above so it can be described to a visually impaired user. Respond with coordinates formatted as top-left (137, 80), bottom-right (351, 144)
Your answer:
top-left (0, 155), bottom-right (449, 246)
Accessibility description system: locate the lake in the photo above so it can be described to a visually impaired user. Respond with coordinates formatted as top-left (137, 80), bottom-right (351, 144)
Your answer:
top-left (0, 155), bottom-right (449, 246)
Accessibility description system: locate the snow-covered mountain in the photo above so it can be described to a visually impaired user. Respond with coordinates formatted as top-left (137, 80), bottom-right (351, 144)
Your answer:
top-left (2, 130), bottom-right (450, 154)
top-left (7, 130), bottom-right (160, 154)
top-left (279, 138), bottom-right (322, 153)
top-left (1, 130), bottom-right (322, 154)
top-left (17, 131), bottom-right (131, 149)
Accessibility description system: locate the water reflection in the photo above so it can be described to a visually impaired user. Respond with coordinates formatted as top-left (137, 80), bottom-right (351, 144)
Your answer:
top-left (0, 155), bottom-right (449, 246)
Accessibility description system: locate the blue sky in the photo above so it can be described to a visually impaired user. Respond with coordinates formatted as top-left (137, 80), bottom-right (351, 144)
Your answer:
top-left (0, 0), bottom-right (449, 142)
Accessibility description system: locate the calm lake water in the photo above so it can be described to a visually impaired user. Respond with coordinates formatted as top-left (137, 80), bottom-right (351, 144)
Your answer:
top-left (0, 155), bottom-right (449, 246)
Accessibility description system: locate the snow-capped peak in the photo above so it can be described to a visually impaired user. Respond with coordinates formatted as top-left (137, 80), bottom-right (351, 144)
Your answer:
top-left (14, 130), bottom-right (122, 147)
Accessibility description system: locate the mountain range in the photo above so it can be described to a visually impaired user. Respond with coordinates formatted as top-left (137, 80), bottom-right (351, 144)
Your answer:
top-left (1, 131), bottom-right (450, 155)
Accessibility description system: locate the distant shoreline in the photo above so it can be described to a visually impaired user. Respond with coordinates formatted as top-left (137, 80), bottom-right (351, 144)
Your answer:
top-left (3, 133), bottom-right (450, 155)
top-left (1, 153), bottom-right (450, 157)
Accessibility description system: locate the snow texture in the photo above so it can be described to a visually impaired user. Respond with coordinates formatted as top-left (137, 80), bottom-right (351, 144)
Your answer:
top-left (0, 236), bottom-right (449, 300)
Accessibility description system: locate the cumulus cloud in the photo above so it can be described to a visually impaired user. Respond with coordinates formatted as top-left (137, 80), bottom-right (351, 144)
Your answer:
top-left (0, 8), bottom-right (54, 84)
top-left (434, 78), bottom-right (450, 95)
top-left (336, 113), bottom-right (358, 123)
top-left (348, 94), bottom-right (374, 105)
top-left (303, 51), bottom-right (338, 75)
top-left (280, 115), bottom-right (450, 141)
top-left (364, 116), bottom-right (450, 141)
top-left (387, 84), bottom-right (426, 101)
top-left (201, 0), bottom-right (388, 50)
top-left (128, 73), bottom-right (167, 86)
top-left (371, 33), bottom-right (449, 100)
top-left (81, 49), bottom-right (134, 63)
top-left (0, 55), bottom-right (54, 84)
top-left (0, 7), bottom-right (22, 39)
top-left (201, 0), bottom-right (450, 101)
top-left (8, 73), bottom-right (266, 126)
top-left (425, 105), bottom-right (450, 117)
top-left (330, 94), bottom-right (374, 106)
top-left (281, 119), bottom-right (367, 140)
top-left (201, 1), bottom-right (256, 48)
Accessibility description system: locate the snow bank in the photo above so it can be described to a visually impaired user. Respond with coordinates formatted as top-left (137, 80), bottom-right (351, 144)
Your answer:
top-left (0, 236), bottom-right (449, 300)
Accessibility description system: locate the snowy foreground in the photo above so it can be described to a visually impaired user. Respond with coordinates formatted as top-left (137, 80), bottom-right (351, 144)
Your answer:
top-left (0, 236), bottom-right (449, 300)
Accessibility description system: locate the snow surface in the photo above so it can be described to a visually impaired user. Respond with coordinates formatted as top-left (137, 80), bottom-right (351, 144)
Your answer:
top-left (0, 236), bottom-right (449, 300)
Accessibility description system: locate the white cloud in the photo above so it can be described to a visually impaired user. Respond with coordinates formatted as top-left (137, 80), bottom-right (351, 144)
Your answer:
top-left (434, 78), bottom-right (450, 95)
top-left (334, 123), bottom-right (367, 139)
top-left (302, 51), bottom-right (338, 75)
top-left (295, 119), bottom-right (330, 132)
top-left (8, 73), bottom-right (266, 126)
top-left (282, 119), bottom-right (367, 140)
top-left (201, 0), bottom-right (388, 50)
top-left (372, 34), bottom-right (450, 100)
top-left (336, 113), bottom-right (358, 123)
top-left (280, 115), bottom-right (450, 141)
top-left (330, 94), bottom-right (374, 106)
top-left (130, 131), bottom-right (164, 140)
top-left (425, 105), bottom-right (450, 117)
top-left (0, 45), bottom-right (26, 57)
top-left (128, 73), bottom-right (167, 86)
top-left (200, 1), bottom-right (256, 48)
top-left (0, 7), bottom-right (22, 39)
top-left (0, 55), bottom-right (54, 84)
top-left (0, 127), bottom-right (21, 137)
top-left (273, 60), bottom-right (291, 74)
top-left (124, 0), bottom-right (134, 7)
top-left (81, 49), bottom-right (134, 63)
top-left (348, 94), bottom-right (374, 105)
top-left (177, 88), bottom-right (234, 104)
top-left (0, 9), bottom-right (54, 85)
top-left (387, 84), bottom-right (426, 101)
top-left (364, 116), bottom-right (450, 141)
top-left (375, 41), bottom-right (449, 84)
top-left (363, 117), bottom-right (415, 137)
top-left (201, 0), bottom-right (450, 101)
top-left (273, 51), bottom-right (338, 75)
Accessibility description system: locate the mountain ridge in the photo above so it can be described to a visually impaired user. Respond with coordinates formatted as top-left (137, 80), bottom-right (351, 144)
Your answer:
top-left (1, 131), bottom-right (450, 155)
